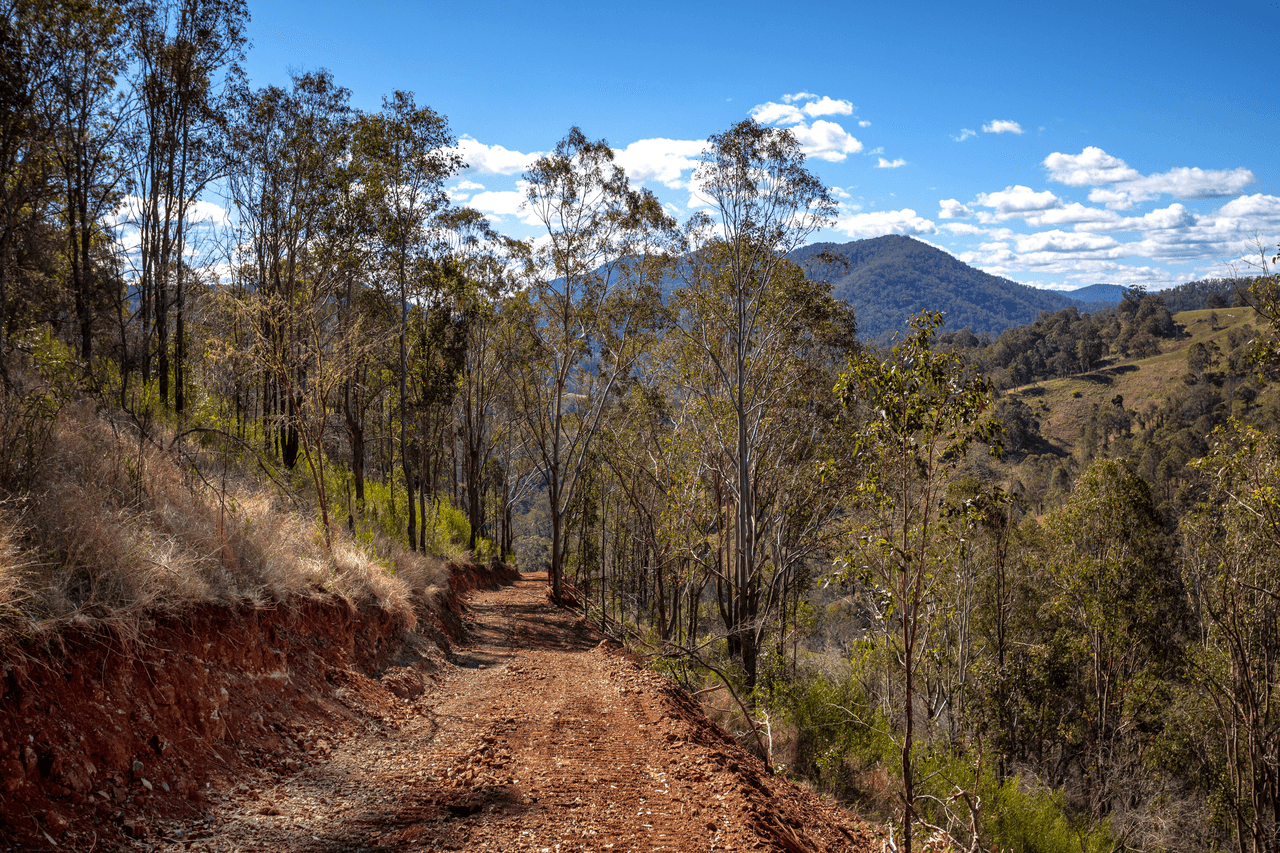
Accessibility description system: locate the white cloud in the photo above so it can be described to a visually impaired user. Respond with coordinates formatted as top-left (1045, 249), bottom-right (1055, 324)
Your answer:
top-left (1022, 202), bottom-right (1122, 230)
top-left (1133, 166), bottom-right (1256, 200)
top-left (938, 199), bottom-right (973, 219)
top-left (942, 222), bottom-right (987, 235)
top-left (976, 185), bottom-right (1062, 215)
top-left (612, 137), bottom-right (706, 189)
top-left (455, 180), bottom-right (485, 191)
top-left (468, 189), bottom-right (542, 226)
top-left (834, 208), bottom-right (936, 239)
top-left (1044, 147), bottom-right (1140, 186)
top-left (1132, 203), bottom-right (1196, 231)
top-left (1013, 230), bottom-right (1121, 255)
top-left (751, 101), bottom-right (805, 125)
top-left (1217, 193), bottom-right (1280, 223)
top-left (953, 128), bottom-right (976, 142)
top-left (1087, 188), bottom-right (1137, 210)
top-left (792, 119), bottom-right (862, 161)
top-left (1044, 146), bottom-right (1255, 207)
top-left (877, 157), bottom-right (906, 169)
top-left (983, 120), bottom-right (1023, 135)
top-left (802, 96), bottom-right (854, 118)
top-left (751, 94), bottom-right (862, 161)
top-left (187, 199), bottom-right (230, 227)
top-left (858, 120), bottom-right (871, 128)
top-left (454, 136), bottom-right (539, 175)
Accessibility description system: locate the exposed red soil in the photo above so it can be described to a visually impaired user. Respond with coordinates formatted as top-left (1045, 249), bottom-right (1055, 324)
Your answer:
top-left (1, 568), bottom-right (879, 852)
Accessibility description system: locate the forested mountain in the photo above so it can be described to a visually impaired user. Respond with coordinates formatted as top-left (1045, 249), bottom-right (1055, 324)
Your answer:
top-left (1065, 282), bottom-right (1128, 303)
top-left (790, 235), bottom-right (1108, 340)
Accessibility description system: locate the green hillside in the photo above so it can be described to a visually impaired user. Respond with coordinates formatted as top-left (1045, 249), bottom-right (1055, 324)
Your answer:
top-left (791, 235), bottom-right (1104, 341)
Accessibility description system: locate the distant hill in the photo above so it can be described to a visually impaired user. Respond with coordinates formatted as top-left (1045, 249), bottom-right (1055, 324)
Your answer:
top-left (790, 235), bottom-right (1104, 341)
top-left (1067, 283), bottom-right (1128, 303)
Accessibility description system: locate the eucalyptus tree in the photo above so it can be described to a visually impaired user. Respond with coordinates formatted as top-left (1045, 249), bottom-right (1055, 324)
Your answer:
top-left (1183, 423), bottom-right (1280, 853)
top-left (670, 119), bottom-right (836, 688)
top-left (226, 70), bottom-right (352, 467)
top-left (513, 127), bottom-right (674, 601)
top-left (442, 207), bottom-right (520, 551)
top-left (126, 0), bottom-right (247, 410)
top-left (49, 0), bottom-right (131, 363)
top-left (836, 312), bottom-right (1001, 853)
top-left (355, 92), bottom-right (460, 550)
top-left (0, 0), bottom-right (61, 376)
top-left (1029, 459), bottom-right (1185, 835)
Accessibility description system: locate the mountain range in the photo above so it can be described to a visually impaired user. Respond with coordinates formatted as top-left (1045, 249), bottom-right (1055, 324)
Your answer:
top-left (790, 235), bottom-right (1112, 341)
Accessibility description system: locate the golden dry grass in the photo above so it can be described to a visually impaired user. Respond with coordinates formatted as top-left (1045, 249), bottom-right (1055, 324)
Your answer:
top-left (0, 399), bottom-right (448, 641)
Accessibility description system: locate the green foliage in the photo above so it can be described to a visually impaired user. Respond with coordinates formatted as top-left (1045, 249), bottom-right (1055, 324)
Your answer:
top-left (774, 663), bottom-right (896, 794)
top-left (986, 778), bottom-right (1116, 853)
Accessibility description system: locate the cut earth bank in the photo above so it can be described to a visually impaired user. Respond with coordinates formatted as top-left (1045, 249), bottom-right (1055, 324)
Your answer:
top-left (1, 565), bottom-right (879, 851)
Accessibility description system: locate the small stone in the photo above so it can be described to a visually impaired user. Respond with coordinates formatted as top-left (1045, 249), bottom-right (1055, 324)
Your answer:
top-left (161, 781), bottom-right (170, 792)
top-left (141, 779), bottom-right (153, 791)
top-left (44, 810), bottom-right (69, 836)
top-left (132, 760), bottom-right (144, 777)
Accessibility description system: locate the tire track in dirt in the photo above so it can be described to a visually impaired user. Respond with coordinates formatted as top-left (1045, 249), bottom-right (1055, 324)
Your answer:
top-left (155, 573), bottom-right (878, 852)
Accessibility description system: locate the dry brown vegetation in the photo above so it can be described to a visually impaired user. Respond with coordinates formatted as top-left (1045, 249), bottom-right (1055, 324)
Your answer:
top-left (0, 391), bottom-right (449, 645)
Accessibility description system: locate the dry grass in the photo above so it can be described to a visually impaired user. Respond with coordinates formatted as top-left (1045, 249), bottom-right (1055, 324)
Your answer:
top-left (0, 399), bottom-right (447, 641)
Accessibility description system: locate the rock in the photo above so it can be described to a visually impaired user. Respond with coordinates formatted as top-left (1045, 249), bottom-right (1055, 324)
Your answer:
top-left (2, 759), bottom-right (25, 793)
top-left (131, 759), bottom-right (144, 777)
top-left (121, 815), bottom-right (149, 839)
top-left (141, 778), bottom-right (153, 791)
top-left (44, 810), bottom-right (69, 837)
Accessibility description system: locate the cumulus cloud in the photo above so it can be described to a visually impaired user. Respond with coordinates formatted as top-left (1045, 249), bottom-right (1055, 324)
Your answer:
top-left (1013, 230), bottom-right (1121, 255)
top-left (751, 94), bottom-right (863, 162)
top-left (1132, 203), bottom-right (1196, 231)
top-left (953, 128), bottom-right (976, 142)
top-left (1086, 188), bottom-right (1137, 210)
top-left (468, 188), bottom-right (541, 226)
top-left (877, 157), bottom-right (906, 169)
top-left (939, 199), bottom-right (972, 219)
top-left (1044, 146), bottom-right (1255, 207)
top-left (612, 137), bottom-right (706, 189)
top-left (1044, 147), bottom-right (1140, 186)
top-left (983, 120), bottom-right (1023, 135)
top-left (1216, 193), bottom-right (1280, 223)
top-left (976, 185), bottom-right (1062, 215)
top-left (942, 222), bottom-right (987, 236)
top-left (791, 119), bottom-right (862, 161)
top-left (187, 199), bottom-right (230, 227)
top-left (802, 96), bottom-right (854, 118)
top-left (751, 102), bottom-right (805, 125)
top-left (834, 208), bottom-right (936, 240)
top-left (1135, 166), bottom-right (1257, 199)
top-left (454, 136), bottom-right (540, 175)
top-left (859, 120), bottom-right (871, 128)
top-left (1022, 203), bottom-right (1123, 230)
top-left (455, 180), bottom-right (485, 191)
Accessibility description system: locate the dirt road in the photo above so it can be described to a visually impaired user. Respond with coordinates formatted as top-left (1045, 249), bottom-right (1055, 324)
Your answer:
top-left (152, 573), bottom-right (877, 852)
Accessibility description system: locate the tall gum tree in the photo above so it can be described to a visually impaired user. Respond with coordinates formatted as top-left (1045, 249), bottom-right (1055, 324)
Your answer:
top-left (126, 0), bottom-right (247, 411)
top-left (356, 91), bottom-right (460, 552)
top-left (515, 127), bottom-right (673, 602)
top-left (673, 118), bottom-right (835, 689)
top-left (835, 311), bottom-right (1001, 853)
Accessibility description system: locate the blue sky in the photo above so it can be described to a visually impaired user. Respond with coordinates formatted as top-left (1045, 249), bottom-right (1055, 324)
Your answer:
top-left (244, 0), bottom-right (1280, 291)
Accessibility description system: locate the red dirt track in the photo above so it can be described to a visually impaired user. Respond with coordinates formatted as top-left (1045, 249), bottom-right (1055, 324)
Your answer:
top-left (3, 571), bottom-right (878, 852)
